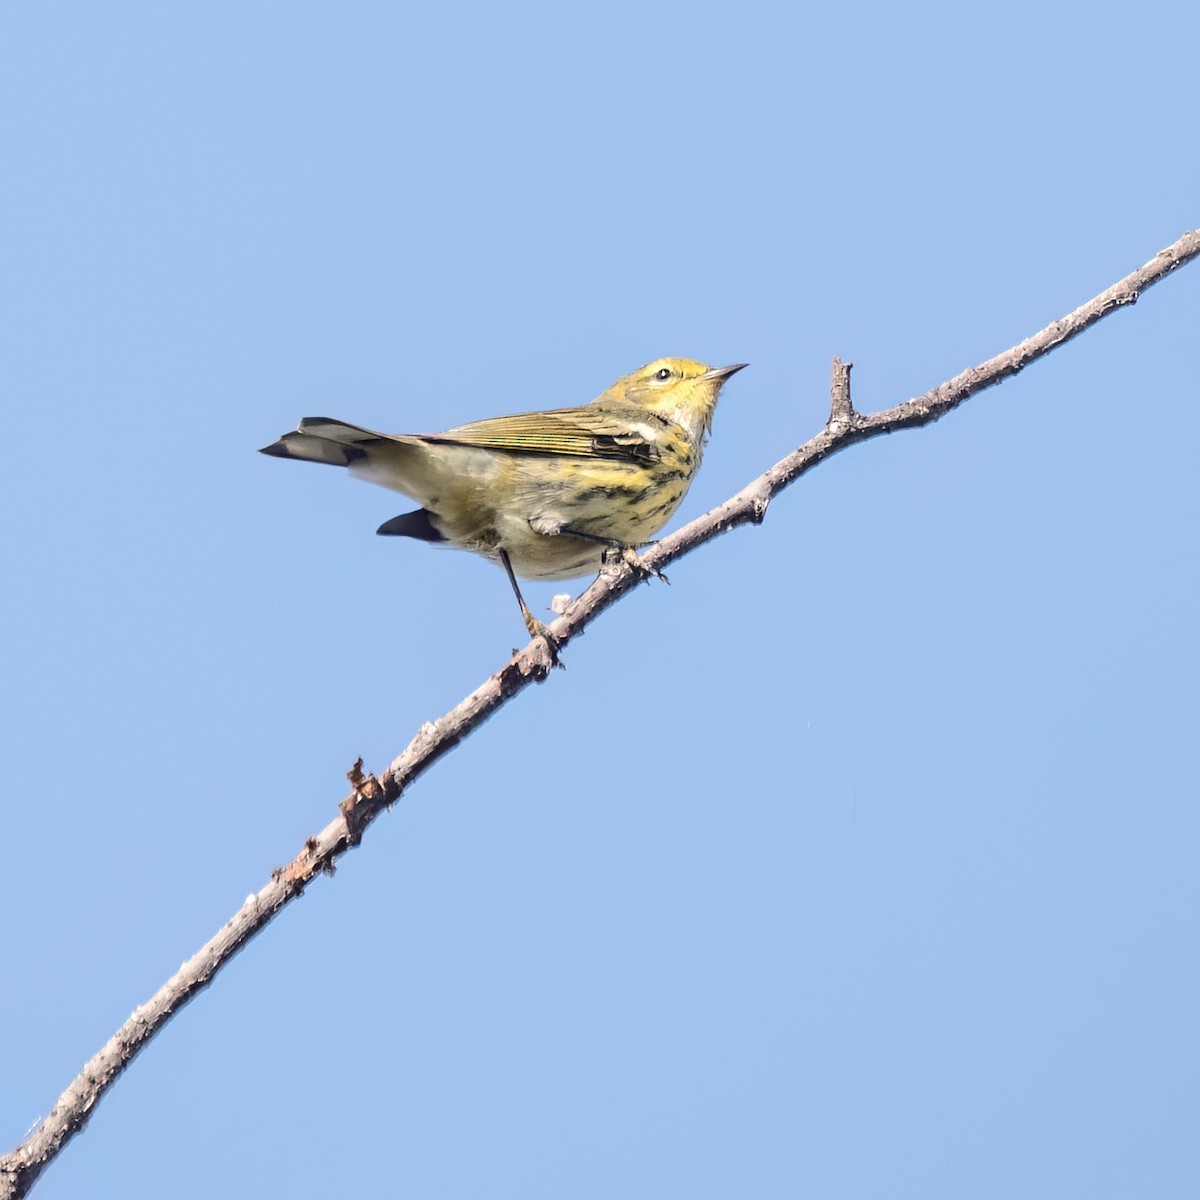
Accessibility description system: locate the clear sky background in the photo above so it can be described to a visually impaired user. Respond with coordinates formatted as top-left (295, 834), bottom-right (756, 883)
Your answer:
top-left (2, 4), bottom-right (1197, 1197)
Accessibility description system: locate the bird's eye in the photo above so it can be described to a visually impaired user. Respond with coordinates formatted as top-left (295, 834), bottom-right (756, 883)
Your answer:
top-left (655, 367), bottom-right (673, 381)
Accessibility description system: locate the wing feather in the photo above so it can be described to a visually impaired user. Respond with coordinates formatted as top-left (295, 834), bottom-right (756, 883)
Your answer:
top-left (423, 407), bottom-right (660, 464)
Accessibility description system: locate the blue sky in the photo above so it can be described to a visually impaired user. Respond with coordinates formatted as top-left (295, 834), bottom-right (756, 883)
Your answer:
top-left (2, 3), bottom-right (1197, 1197)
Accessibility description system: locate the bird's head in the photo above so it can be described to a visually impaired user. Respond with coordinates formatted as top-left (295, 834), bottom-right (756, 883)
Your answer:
top-left (594, 357), bottom-right (748, 441)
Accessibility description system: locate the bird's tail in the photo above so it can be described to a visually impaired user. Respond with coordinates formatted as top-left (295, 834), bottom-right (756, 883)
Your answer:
top-left (260, 418), bottom-right (440, 505)
top-left (259, 418), bottom-right (389, 468)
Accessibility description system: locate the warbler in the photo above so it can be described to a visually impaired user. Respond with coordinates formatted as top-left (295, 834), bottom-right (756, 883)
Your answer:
top-left (261, 357), bottom-right (747, 642)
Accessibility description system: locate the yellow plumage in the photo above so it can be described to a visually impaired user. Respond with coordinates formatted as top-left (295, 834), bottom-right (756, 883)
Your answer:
top-left (261, 357), bottom-right (746, 640)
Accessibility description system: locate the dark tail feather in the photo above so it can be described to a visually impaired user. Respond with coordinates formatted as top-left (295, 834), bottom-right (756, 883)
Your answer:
top-left (259, 431), bottom-right (366, 467)
top-left (377, 509), bottom-right (446, 542)
top-left (259, 419), bottom-right (383, 467)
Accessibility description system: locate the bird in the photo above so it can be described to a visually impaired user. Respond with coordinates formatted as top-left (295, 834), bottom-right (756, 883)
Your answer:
top-left (261, 357), bottom-right (747, 644)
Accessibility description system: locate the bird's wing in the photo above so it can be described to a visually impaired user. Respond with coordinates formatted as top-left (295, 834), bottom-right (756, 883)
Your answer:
top-left (427, 407), bottom-right (660, 463)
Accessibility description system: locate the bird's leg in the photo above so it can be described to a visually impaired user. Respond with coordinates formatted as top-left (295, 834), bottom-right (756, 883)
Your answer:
top-left (560, 528), bottom-right (669, 585)
top-left (500, 549), bottom-right (561, 660)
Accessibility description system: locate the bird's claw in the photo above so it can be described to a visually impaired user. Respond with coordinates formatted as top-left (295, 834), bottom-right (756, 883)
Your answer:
top-left (613, 545), bottom-right (669, 585)
top-left (520, 615), bottom-right (564, 669)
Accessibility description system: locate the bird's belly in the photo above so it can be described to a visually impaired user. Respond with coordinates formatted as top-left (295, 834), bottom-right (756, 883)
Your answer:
top-left (429, 455), bottom-right (689, 581)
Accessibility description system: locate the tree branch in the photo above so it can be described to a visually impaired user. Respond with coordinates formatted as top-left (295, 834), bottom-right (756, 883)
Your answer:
top-left (3, 227), bottom-right (1197, 1199)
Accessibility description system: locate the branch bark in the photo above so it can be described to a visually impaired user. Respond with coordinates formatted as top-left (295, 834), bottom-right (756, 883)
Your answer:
top-left (3, 227), bottom-right (1197, 1199)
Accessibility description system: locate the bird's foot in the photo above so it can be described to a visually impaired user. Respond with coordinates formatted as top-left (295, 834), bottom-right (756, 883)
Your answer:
top-left (605, 544), bottom-right (669, 585)
top-left (518, 613), bottom-right (564, 669)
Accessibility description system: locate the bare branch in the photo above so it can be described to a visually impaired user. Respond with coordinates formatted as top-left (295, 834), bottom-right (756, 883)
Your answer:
top-left (829, 357), bottom-right (855, 427)
top-left (3, 227), bottom-right (1196, 1200)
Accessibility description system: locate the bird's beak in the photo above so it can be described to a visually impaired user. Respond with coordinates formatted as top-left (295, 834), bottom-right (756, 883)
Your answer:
top-left (702, 363), bottom-right (749, 382)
